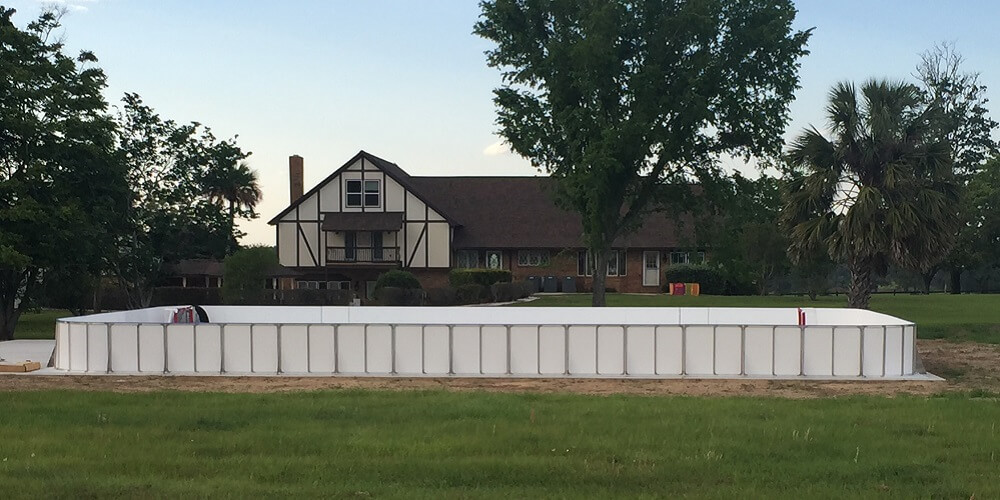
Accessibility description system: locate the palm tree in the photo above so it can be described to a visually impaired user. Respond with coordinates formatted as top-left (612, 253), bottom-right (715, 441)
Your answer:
top-left (203, 161), bottom-right (263, 253)
top-left (782, 80), bottom-right (959, 309)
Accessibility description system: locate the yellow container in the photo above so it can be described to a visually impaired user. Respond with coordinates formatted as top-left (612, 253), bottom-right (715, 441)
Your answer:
top-left (686, 283), bottom-right (700, 296)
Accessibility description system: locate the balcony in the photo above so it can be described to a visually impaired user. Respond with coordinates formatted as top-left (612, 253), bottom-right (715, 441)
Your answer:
top-left (326, 246), bottom-right (400, 265)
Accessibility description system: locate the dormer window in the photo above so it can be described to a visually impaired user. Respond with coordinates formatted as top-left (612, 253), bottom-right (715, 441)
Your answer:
top-left (346, 179), bottom-right (380, 208)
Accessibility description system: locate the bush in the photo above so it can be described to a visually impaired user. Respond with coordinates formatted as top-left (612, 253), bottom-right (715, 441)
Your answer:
top-left (376, 286), bottom-right (424, 306)
top-left (455, 283), bottom-right (491, 304)
top-left (662, 265), bottom-right (727, 295)
top-left (150, 287), bottom-right (223, 306)
top-left (223, 246), bottom-right (279, 304)
top-left (424, 287), bottom-right (458, 306)
top-left (374, 270), bottom-right (422, 292)
top-left (491, 281), bottom-right (535, 303)
top-left (449, 268), bottom-right (512, 287)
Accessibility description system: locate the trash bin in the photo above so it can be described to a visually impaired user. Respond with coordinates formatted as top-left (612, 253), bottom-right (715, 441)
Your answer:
top-left (543, 276), bottom-right (559, 293)
top-left (527, 276), bottom-right (542, 292)
top-left (670, 282), bottom-right (686, 296)
top-left (562, 276), bottom-right (577, 293)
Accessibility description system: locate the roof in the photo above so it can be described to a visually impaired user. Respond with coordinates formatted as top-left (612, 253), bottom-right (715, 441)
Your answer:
top-left (322, 212), bottom-right (403, 232)
top-left (408, 177), bottom-right (695, 249)
top-left (268, 151), bottom-right (459, 225)
top-left (166, 259), bottom-right (224, 276)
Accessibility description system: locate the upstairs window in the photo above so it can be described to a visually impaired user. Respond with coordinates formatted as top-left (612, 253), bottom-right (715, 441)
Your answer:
top-left (517, 250), bottom-right (550, 267)
top-left (345, 179), bottom-right (380, 208)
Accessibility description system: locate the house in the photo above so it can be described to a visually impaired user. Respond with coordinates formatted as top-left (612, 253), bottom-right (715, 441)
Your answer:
top-left (268, 151), bottom-right (702, 297)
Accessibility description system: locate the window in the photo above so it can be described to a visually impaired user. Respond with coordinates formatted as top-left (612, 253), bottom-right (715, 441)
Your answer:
top-left (577, 250), bottom-right (627, 276)
top-left (456, 250), bottom-right (479, 268)
top-left (691, 251), bottom-right (706, 265)
top-left (485, 250), bottom-right (503, 269)
top-left (517, 250), bottom-right (550, 267)
top-left (345, 179), bottom-right (380, 207)
top-left (296, 280), bottom-right (320, 290)
top-left (670, 252), bottom-right (689, 265)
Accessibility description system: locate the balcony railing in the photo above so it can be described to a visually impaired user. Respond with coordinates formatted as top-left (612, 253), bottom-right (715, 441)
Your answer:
top-left (326, 246), bottom-right (399, 264)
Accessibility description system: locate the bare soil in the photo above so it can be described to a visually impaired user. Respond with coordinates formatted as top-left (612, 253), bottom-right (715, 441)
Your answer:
top-left (1, 340), bottom-right (997, 398)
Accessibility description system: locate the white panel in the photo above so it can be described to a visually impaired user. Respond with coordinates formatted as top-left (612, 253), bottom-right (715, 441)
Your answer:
top-left (903, 326), bottom-right (915, 375)
top-left (299, 193), bottom-right (319, 221)
top-left (366, 325), bottom-right (393, 374)
top-left (251, 324), bottom-right (278, 373)
top-left (655, 326), bottom-right (683, 375)
top-left (773, 327), bottom-right (801, 376)
top-left (68, 323), bottom-right (87, 371)
top-left (679, 308), bottom-right (710, 325)
top-left (194, 324), bottom-right (221, 373)
top-left (597, 326), bottom-right (624, 375)
top-left (684, 326), bottom-right (714, 375)
top-left (165, 324), bottom-right (195, 373)
top-left (280, 325), bottom-right (310, 373)
top-left (427, 208), bottom-right (445, 221)
top-left (481, 326), bottom-right (507, 375)
top-left (714, 326), bottom-right (742, 376)
top-left (223, 324), bottom-right (252, 373)
top-left (802, 327), bottom-right (833, 376)
top-left (744, 326), bottom-right (774, 376)
top-left (884, 326), bottom-right (904, 376)
top-left (427, 223), bottom-right (451, 268)
top-left (405, 222), bottom-right (426, 267)
top-left (337, 325), bottom-right (366, 373)
top-left (278, 223), bottom-right (297, 266)
top-left (298, 222), bottom-right (318, 267)
top-left (833, 327), bottom-right (861, 376)
top-left (56, 322), bottom-right (69, 369)
top-left (423, 325), bottom-right (450, 375)
top-left (625, 326), bottom-right (655, 375)
top-left (862, 326), bottom-right (884, 377)
top-left (385, 176), bottom-right (405, 212)
top-left (538, 326), bottom-right (566, 375)
top-left (319, 176), bottom-right (341, 212)
top-left (406, 192), bottom-right (425, 220)
top-left (86, 324), bottom-right (109, 373)
top-left (452, 326), bottom-right (480, 375)
top-left (394, 325), bottom-right (424, 375)
top-left (509, 325), bottom-right (538, 375)
top-left (110, 324), bottom-right (139, 373)
top-left (138, 324), bottom-right (165, 373)
top-left (567, 326), bottom-right (597, 375)
top-left (308, 325), bottom-right (336, 373)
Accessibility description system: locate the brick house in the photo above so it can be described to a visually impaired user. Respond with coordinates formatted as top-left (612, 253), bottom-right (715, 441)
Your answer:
top-left (269, 151), bottom-right (702, 297)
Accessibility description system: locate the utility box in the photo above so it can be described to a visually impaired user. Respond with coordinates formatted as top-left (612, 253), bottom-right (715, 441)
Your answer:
top-left (562, 276), bottom-right (577, 293)
top-left (527, 276), bottom-right (542, 292)
top-left (543, 276), bottom-right (559, 293)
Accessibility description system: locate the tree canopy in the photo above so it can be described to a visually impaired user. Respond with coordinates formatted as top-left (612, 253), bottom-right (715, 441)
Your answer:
top-left (475, 0), bottom-right (810, 305)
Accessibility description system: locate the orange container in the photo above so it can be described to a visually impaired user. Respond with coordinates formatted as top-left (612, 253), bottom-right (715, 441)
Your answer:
top-left (686, 283), bottom-right (700, 296)
top-left (670, 282), bottom-right (686, 295)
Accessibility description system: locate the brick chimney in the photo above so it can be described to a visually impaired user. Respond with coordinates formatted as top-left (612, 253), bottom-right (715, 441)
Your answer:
top-left (289, 155), bottom-right (304, 202)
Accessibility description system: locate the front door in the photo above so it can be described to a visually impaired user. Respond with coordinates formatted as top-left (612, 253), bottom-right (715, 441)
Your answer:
top-left (344, 231), bottom-right (357, 261)
top-left (643, 251), bottom-right (660, 287)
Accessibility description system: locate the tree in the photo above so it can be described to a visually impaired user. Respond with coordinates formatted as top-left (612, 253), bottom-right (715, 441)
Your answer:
top-left (0, 8), bottom-right (128, 340)
top-left (783, 80), bottom-right (959, 309)
top-left (475, 0), bottom-right (810, 306)
top-left (201, 151), bottom-right (261, 254)
top-left (915, 43), bottom-right (999, 293)
top-left (221, 246), bottom-right (277, 304)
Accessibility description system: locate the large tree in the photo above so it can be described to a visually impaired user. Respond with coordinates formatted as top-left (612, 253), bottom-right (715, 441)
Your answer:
top-left (0, 8), bottom-right (128, 339)
top-left (201, 149), bottom-right (261, 254)
top-left (783, 80), bottom-right (959, 309)
top-left (915, 43), bottom-right (999, 292)
top-left (475, 0), bottom-right (810, 305)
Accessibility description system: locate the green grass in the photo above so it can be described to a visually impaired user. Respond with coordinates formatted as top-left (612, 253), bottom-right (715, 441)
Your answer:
top-left (519, 293), bottom-right (1000, 343)
top-left (1, 389), bottom-right (999, 498)
top-left (11, 309), bottom-right (71, 340)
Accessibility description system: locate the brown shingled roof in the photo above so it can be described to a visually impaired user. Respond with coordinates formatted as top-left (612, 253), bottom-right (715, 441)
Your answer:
top-left (322, 212), bottom-right (403, 232)
top-left (409, 177), bottom-right (694, 249)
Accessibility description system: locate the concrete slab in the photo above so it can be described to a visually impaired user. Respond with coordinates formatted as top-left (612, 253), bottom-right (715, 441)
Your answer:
top-left (0, 340), bottom-right (55, 366)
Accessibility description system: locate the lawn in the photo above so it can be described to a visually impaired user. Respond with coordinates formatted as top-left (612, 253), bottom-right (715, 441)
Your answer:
top-left (519, 293), bottom-right (1000, 344)
top-left (0, 389), bottom-right (997, 497)
top-left (10, 309), bottom-right (71, 340)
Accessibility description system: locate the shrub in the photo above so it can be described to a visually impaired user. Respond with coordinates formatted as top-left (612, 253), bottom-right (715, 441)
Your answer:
top-left (374, 270), bottom-right (422, 292)
top-left (223, 246), bottom-right (279, 304)
top-left (150, 287), bottom-right (223, 306)
top-left (491, 281), bottom-right (536, 303)
top-left (449, 268), bottom-right (512, 287)
top-left (455, 283), bottom-right (491, 304)
top-left (376, 286), bottom-right (424, 306)
top-left (662, 265), bottom-right (726, 295)
top-left (424, 287), bottom-right (458, 306)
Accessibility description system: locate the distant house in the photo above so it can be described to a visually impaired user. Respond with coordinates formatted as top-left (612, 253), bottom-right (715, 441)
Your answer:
top-left (268, 151), bottom-right (701, 297)
top-left (162, 259), bottom-right (224, 288)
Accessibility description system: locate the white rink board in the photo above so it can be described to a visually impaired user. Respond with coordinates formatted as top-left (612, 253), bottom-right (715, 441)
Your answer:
top-left (53, 306), bottom-right (925, 379)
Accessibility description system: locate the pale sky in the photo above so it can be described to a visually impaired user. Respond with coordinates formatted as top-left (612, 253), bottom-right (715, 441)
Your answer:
top-left (7, 1), bottom-right (1000, 246)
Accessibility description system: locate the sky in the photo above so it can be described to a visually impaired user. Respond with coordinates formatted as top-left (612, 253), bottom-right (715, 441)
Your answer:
top-left (7, 0), bottom-right (1000, 246)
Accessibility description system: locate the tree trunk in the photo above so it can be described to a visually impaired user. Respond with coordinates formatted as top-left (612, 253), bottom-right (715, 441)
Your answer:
top-left (228, 199), bottom-right (237, 254)
top-left (590, 246), bottom-right (612, 307)
top-left (920, 270), bottom-right (934, 295)
top-left (0, 304), bottom-right (18, 341)
top-left (847, 256), bottom-right (875, 309)
top-left (949, 267), bottom-right (962, 294)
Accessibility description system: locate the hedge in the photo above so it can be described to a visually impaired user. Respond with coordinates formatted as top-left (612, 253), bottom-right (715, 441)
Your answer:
top-left (374, 270), bottom-right (422, 292)
top-left (424, 287), bottom-right (458, 306)
top-left (224, 289), bottom-right (354, 306)
top-left (455, 283), bottom-right (491, 304)
top-left (376, 286), bottom-right (424, 306)
top-left (151, 287), bottom-right (223, 306)
top-left (449, 268), bottom-right (512, 287)
top-left (491, 281), bottom-right (535, 303)
top-left (662, 265), bottom-right (726, 295)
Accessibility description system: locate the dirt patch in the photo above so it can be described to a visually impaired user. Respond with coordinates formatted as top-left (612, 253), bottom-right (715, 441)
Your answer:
top-left (1, 340), bottom-right (997, 398)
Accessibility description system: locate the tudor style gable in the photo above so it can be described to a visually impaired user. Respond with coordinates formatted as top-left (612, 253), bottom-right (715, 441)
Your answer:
top-left (268, 151), bottom-right (455, 270)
